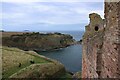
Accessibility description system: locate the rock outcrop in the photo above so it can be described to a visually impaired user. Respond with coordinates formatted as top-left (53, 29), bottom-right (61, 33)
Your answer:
top-left (72, 71), bottom-right (81, 79)
top-left (82, 0), bottom-right (120, 78)
top-left (2, 32), bottom-right (75, 52)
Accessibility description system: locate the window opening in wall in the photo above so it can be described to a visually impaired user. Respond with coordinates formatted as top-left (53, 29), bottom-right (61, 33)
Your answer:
top-left (95, 26), bottom-right (99, 31)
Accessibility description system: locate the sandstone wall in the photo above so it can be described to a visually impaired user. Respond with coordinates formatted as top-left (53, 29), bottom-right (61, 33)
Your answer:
top-left (101, 1), bottom-right (120, 78)
top-left (82, 1), bottom-right (120, 78)
top-left (82, 13), bottom-right (104, 78)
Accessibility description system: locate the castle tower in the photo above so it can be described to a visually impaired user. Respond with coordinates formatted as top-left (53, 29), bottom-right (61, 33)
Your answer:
top-left (101, 0), bottom-right (120, 78)
top-left (82, 13), bottom-right (104, 78)
top-left (82, 0), bottom-right (120, 78)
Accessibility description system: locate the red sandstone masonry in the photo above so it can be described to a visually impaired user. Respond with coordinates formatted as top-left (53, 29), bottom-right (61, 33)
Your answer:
top-left (82, 1), bottom-right (120, 78)
top-left (118, 1), bottom-right (120, 78)
top-left (82, 13), bottom-right (104, 78)
top-left (102, 2), bottom-right (120, 78)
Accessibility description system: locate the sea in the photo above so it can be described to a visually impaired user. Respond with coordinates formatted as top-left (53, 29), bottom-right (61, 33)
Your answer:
top-left (38, 31), bottom-right (84, 73)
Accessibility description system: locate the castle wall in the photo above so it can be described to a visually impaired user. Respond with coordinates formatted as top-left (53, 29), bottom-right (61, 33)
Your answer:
top-left (82, 13), bottom-right (104, 78)
top-left (82, 1), bottom-right (120, 78)
top-left (101, 1), bottom-right (120, 78)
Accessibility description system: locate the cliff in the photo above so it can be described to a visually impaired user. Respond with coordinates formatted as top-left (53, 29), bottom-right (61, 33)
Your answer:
top-left (2, 46), bottom-right (71, 78)
top-left (2, 32), bottom-right (75, 52)
top-left (82, 1), bottom-right (120, 78)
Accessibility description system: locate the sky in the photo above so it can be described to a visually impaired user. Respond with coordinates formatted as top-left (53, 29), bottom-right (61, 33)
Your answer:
top-left (1, 0), bottom-right (104, 31)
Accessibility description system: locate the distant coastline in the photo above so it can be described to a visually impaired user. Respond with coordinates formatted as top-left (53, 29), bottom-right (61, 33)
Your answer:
top-left (2, 31), bottom-right (83, 78)
top-left (2, 31), bottom-right (76, 52)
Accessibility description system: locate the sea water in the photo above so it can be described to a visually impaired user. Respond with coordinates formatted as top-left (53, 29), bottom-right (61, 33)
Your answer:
top-left (38, 31), bottom-right (84, 73)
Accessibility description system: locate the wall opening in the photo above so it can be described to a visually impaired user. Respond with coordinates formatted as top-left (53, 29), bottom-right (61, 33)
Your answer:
top-left (96, 44), bottom-right (103, 78)
top-left (107, 75), bottom-right (109, 78)
top-left (95, 26), bottom-right (99, 31)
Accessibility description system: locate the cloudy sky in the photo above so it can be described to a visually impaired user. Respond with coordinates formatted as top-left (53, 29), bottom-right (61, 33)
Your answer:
top-left (1, 0), bottom-right (104, 31)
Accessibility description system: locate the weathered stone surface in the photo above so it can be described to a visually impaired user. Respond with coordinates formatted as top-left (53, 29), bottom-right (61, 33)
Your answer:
top-left (82, 1), bottom-right (120, 78)
top-left (82, 12), bottom-right (104, 78)
top-left (101, 1), bottom-right (120, 78)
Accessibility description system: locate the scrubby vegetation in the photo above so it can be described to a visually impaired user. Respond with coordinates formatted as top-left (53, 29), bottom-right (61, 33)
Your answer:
top-left (2, 46), bottom-right (50, 78)
top-left (2, 32), bottom-right (75, 52)
top-left (2, 46), bottom-right (67, 78)
top-left (1, 32), bottom-right (76, 79)
top-left (72, 71), bottom-right (81, 79)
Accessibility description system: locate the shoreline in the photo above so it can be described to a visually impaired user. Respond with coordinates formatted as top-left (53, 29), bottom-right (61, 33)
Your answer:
top-left (35, 44), bottom-right (82, 74)
top-left (26, 49), bottom-right (76, 74)
top-left (33, 50), bottom-right (76, 74)
top-left (34, 43), bottom-right (81, 53)
top-left (2, 31), bottom-right (82, 75)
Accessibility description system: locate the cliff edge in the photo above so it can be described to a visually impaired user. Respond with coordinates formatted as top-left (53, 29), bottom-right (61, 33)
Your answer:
top-left (2, 32), bottom-right (75, 52)
top-left (2, 46), bottom-right (69, 78)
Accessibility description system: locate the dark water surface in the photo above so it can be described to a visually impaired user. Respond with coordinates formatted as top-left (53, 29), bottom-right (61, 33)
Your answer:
top-left (38, 31), bottom-right (84, 73)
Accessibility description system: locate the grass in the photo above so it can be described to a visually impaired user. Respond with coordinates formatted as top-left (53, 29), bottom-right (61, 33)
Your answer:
top-left (2, 32), bottom-right (25, 37)
top-left (60, 73), bottom-right (72, 80)
top-left (9, 63), bottom-right (65, 78)
top-left (2, 46), bottom-right (51, 78)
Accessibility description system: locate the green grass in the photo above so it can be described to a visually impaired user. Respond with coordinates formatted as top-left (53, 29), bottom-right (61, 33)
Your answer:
top-left (3, 61), bottom-right (30, 78)
top-left (2, 46), bottom-right (51, 78)
top-left (60, 73), bottom-right (72, 80)
top-left (3, 58), bottom-right (50, 78)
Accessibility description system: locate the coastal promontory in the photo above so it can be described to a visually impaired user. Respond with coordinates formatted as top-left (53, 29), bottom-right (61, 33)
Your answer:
top-left (2, 32), bottom-right (75, 52)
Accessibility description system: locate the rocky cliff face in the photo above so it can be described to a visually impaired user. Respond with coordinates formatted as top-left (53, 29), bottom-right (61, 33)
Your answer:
top-left (82, 1), bottom-right (120, 78)
top-left (2, 32), bottom-right (75, 52)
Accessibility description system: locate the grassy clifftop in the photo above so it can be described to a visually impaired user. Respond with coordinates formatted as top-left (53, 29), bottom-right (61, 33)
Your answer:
top-left (2, 46), bottom-right (66, 78)
top-left (2, 32), bottom-right (75, 51)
